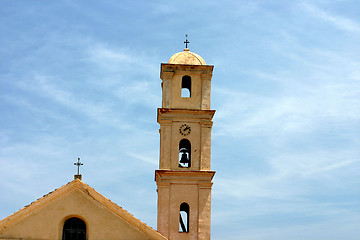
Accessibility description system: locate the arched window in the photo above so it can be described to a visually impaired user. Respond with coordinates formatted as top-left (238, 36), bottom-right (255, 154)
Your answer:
top-left (179, 203), bottom-right (190, 233)
top-left (62, 217), bottom-right (86, 240)
top-left (179, 139), bottom-right (191, 168)
top-left (181, 75), bottom-right (191, 98)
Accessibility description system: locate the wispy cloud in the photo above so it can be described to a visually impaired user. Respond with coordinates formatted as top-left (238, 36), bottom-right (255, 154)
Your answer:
top-left (215, 147), bottom-right (360, 202)
top-left (269, 150), bottom-right (360, 178)
top-left (213, 210), bottom-right (360, 240)
top-left (88, 44), bottom-right (159, 74)
top-left (15, 74), bottom-right (133, 130)
top-left (214, 42), bottom-right (360, 137)
top-left (86, 44), bottom-right (161, 107)
top-left (301, 2), bottom-right (360, 33)
top-left (1, 1), bottom-right (359, 239)
top-left (127, 152), bottom-right (158, 165)
top-left (88, 45), bottom-right (137, 70)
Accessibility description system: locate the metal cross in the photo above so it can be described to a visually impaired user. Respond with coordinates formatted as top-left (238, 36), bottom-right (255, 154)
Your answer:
top-left (74, 157), bottom-right (83, 175)
top-left (184, 35), bottom-right (190, 48)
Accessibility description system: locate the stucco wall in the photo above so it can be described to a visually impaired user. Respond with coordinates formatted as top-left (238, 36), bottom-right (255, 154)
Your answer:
top-left (0, 188), bottom-right (155, 240)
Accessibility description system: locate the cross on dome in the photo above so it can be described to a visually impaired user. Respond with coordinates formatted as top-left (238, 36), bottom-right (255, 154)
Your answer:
top-left (167, 36), bottom-right (206, 65)
top-left (184, 34), bottom-right (190, 49)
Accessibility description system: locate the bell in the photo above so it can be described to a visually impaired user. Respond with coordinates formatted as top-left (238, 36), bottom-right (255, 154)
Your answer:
top-left (179, 152), bottom-right (189, 164)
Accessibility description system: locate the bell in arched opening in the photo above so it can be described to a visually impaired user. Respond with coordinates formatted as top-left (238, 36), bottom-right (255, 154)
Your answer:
top-left (179, 139), bottom-right (191, 168)
top-left (179, 148), bottom-right (190, 167)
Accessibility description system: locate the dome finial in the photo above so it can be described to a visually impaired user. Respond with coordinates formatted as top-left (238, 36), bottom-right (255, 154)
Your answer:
top-left (184, 34), bottom-right (190, 50)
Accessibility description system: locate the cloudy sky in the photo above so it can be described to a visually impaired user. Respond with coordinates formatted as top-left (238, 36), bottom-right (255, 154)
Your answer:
top-left (1, 0), bottom-right (359, 239)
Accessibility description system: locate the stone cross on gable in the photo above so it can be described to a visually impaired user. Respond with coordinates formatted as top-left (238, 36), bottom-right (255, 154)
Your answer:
top-left (74, 157), bottom-right (83, 180)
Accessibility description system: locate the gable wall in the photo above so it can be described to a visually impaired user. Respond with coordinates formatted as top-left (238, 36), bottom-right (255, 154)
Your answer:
top-left (0, 189), bottom-right (155, 240)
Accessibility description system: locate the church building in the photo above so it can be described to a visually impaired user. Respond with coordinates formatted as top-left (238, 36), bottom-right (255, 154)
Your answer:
top-left (0, 45), bottom-right (216, 240)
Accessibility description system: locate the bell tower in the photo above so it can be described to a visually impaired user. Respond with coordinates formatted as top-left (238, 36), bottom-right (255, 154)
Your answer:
top-left (155, 45), bottom-right (215, 240)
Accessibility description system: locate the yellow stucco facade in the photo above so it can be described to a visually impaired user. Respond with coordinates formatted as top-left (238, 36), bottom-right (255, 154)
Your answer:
top-left (0, 48), bottom-right (215, 240)
top-left (156, 49), bottom-right (215, 240)
top-left (0, 179), bottom-right (167, 240)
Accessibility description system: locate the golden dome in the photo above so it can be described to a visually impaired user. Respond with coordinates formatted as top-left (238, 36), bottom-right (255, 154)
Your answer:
top-left (168, 48), bottom-right (206, 65)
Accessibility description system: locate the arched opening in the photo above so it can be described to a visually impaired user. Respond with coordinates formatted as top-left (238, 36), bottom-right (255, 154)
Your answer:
top-left (179, 202), bottom-right (190, 233)
top-left (62, 217), bottom-right (86, 240)
top-left (179, 139), bottom-right (191, 168)
top-left (181, 75), bottom-right (191, 98)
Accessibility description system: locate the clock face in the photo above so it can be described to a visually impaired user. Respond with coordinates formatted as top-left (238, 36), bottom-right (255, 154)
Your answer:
top-left (179, 124), bottom-right (191, 136)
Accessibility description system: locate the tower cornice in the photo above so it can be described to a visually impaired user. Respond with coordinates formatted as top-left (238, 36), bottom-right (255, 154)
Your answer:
top-left (160, 63), bottom-right (213, 80)
top-left (157, 108), bottom-right (215, 124)
top-left (155, 170), bottom-right (215, 183)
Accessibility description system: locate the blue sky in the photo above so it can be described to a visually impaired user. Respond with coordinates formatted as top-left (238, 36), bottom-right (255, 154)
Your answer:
top-left (1, 0), bottom-right (359, 239)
